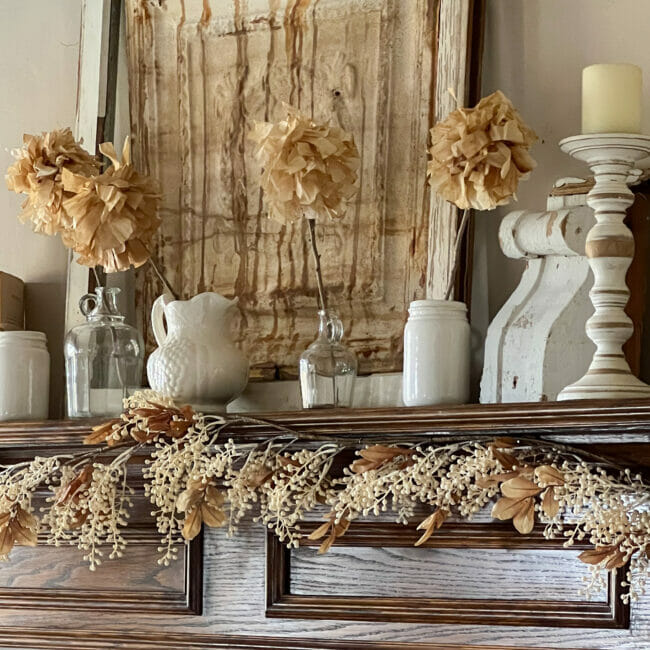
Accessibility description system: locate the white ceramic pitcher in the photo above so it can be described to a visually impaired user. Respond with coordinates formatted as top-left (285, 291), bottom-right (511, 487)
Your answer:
top-left (146, 292), bottom-right (249, 412)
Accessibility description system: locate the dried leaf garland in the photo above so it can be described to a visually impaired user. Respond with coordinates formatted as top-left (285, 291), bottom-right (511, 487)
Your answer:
top-left (61, 139), bottom-right (161, 272)
top-left (5, 128), bottom-right (99, 235)
top-left (249, 106), bottom-right (360, 223)
top-left (428, 90), bottom-right (537, 210)
top-left (0, 392), bottom-right (648, 604)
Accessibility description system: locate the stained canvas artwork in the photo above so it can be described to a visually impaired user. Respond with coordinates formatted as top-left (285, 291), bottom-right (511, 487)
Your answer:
top-left (127, 0), bottom-right (436, 377)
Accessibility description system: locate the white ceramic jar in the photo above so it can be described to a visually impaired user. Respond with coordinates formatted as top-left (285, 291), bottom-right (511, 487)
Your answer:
top-left (0, 331), bottom-right (49, 420)
top-left (402, 300), bottom-right (470, 407)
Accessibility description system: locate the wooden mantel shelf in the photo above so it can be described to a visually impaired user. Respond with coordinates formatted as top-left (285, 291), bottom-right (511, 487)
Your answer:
top-left (1, 398), bottom-right (650, 448)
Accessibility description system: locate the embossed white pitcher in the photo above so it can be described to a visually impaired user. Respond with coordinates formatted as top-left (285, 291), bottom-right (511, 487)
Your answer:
top-left (146, 292), bottom-right (249, 412)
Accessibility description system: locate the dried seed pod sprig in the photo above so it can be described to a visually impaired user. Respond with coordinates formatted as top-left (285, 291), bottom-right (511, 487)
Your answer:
top-left (0, 392), bottom-right (647, 603)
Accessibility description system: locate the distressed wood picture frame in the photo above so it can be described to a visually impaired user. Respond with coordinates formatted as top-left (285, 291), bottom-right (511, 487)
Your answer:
top-left (120, 0), bottom-right (485, 381)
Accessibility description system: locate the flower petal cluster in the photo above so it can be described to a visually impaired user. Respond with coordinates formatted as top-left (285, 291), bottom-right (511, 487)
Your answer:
top-left (61, 140), bottom-right (161, 272)
top-left (428, 90), bottom-right (537, 210)
top-left (5, 128), bottom-right (99, 234)
top-left (249, 106), bottom-right (360, 223)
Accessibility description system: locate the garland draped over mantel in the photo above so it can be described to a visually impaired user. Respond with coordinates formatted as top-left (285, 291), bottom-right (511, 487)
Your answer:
top-left (0, 392), bottom-right (648, 604)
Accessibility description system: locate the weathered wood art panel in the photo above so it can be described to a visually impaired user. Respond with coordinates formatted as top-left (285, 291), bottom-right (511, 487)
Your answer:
top-left (125, 0), bottom-right (482, 378)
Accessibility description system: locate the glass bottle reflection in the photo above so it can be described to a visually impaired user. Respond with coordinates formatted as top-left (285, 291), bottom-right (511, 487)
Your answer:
top-left (299, 310), bottom-right (357, 408)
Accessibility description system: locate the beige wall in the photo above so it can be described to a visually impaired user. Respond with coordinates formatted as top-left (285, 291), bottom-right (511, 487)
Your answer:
top-left (472, 0), bottom-right (650, 388)
top-left (0, 0), bottom-right (82, 416)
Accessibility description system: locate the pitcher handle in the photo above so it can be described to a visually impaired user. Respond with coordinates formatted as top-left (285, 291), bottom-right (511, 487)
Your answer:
top-left (151, 294), bottom-right (171, 347)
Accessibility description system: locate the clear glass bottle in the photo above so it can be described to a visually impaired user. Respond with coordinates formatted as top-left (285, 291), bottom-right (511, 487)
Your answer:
top-left (299, 310), bottom-right (357, 408)
top-left (64, 287), bottom-right (144, 418)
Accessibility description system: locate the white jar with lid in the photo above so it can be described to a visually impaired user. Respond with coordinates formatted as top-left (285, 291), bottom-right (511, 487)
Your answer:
top-left (402, 299), bottom-right (470, 406)
top-left (0, 331), bottom-right (49, 420)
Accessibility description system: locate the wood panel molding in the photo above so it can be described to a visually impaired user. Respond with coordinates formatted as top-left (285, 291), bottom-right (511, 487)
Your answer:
top-left (0, 528), bottom-right (203, 617)
top-left (266, 522), bottom-right (629, 629)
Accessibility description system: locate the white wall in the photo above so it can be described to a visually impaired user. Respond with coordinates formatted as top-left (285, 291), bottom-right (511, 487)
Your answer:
top-left (473, 0), bottom-right (650, 387)
top-left (0, 0), bottom-right (82, 416)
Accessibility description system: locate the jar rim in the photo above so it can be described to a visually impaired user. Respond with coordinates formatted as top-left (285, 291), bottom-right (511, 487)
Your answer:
top-left (0, 331), bottom-right (46, 342)
top-left (408, 299), bottom-right (467, 311)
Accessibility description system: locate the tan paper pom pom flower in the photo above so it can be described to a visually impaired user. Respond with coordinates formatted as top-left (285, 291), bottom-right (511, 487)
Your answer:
top-left (428, 90), bottom-right (538, 211)
top-left (5, 128), bottom-right (100, 235)
top-left (61, 139), bottom-right (161, 273)
top-left (249, 106), bottom-right (360, 223)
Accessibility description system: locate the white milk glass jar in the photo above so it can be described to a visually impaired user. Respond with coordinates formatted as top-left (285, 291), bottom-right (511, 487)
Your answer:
top-left (0, 331), bottom-right (50, 420)
top-left (402, 299), bottom-right (470, 406)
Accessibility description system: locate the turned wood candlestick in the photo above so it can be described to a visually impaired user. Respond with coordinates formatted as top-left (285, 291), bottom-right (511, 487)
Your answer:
top-left (558, 133), bottom-right (650, 400)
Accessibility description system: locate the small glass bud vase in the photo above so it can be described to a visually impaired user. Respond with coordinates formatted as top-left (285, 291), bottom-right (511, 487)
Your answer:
top-left (64, 287), bottom-right (144, 418)
top-left (299, 310), bottom-right (357, 408)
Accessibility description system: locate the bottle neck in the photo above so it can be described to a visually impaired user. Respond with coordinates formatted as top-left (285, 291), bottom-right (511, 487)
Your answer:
top-left (317, 310), bottom-right (344, 343)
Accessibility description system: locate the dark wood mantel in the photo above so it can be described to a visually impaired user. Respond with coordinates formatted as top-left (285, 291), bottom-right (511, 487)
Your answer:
top-left (0, 400), bottom-right (648, 649)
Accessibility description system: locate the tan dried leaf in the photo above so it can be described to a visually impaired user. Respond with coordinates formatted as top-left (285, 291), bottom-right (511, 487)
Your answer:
top-left (578, 546), bottom-right (618, 566)
top-left (84, 419), bottom-right (120, 445)
top-left (177, 488), bottom-right (203, 514)
top-left (351, 445), bottom-right (414, 473)
top-left (307, 520), bottom-right (332, 541)
top-left (317, 533), bottom-right (336, 555)
top-left (535, 465), bottom-right (565, 486)
top-left (541, 487), bottom-right (559, 518)
top-left (414, 509), bottom-right (448, 546)
top-left (476, 471), bottom-right (519, 488)
top-left (492, 437), bottom-right (516, 448)
top-left (491, 448), bottom-right (518, 471)
top-left (56, 465), bottom-right (93, 505)
top-left (501, 476), bottom-right (543, 499)
top-left (492, 497), bottom-right (528, 521)
top-left (10, 519), bottom-right (37, 547)
top-left (605, 550), bottom-right (627, 570)
top-left (0, 524), bottom-right (15, 557)
top-left (181, 508), bottom-right (203, 541)
top-left (512, 498), bottom-right (535, 534)
top-left (200, 503), bottom-right (226, 529)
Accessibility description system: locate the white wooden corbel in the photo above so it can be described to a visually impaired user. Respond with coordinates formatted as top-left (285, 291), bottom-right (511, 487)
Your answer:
top-left (480, 189), bottom-right (595, 403)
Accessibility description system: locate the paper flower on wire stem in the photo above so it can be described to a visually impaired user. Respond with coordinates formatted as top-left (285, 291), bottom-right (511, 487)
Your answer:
top-left (248, 106), bottom-right (360, 224)
top-left (5, 128), bottom-right (100, 235)
top-left (61, 139), bottom-right (161, 273)
top-left (428, 90), bottom-right (538, 211)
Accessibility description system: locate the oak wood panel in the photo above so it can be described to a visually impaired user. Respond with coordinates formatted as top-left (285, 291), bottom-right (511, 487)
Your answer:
top-left (0, 524), bottom-right (203, 616)
top-left (266, 523), bottom-right (628, 628)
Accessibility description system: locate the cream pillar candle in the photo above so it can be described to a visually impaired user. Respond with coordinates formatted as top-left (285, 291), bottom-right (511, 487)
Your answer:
top-left (582, 63), bottom-right (642, 134)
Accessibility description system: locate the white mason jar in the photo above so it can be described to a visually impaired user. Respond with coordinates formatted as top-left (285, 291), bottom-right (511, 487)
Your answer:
top-left (0, 331), bottom-right (50, 420)
top-left (402, 300), bottom-right (470, 406)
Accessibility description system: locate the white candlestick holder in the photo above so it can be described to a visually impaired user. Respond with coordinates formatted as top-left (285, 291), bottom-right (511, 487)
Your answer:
top-left (558, 133), bottom-right (650, 400)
